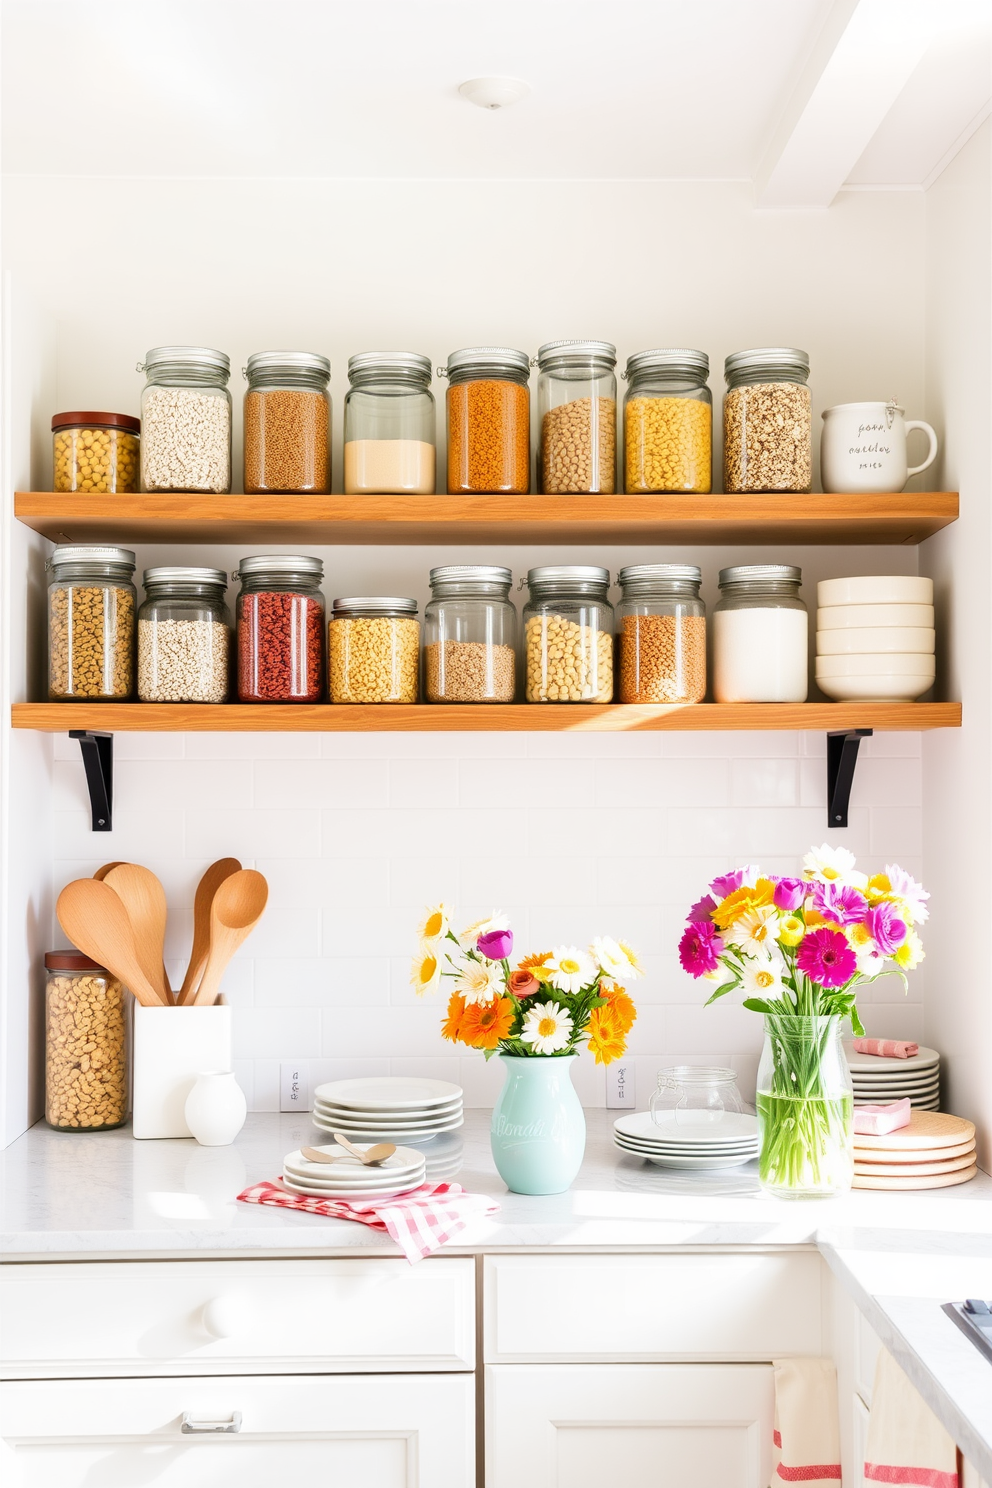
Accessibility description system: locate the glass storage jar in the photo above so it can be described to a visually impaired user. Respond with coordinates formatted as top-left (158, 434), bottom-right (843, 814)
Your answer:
top-left (623, 349), bottom-right (712, 493)
top-left (713, 564), bottom-right (808, 702)
top-left (617, 563), bottom-right (706, 703)
top-left (138, 566), bottom-right (231, 702)
top-left (329, 597), bottom-right (419, 703)
top-left (243, 350), bottom-right (330, 494)
top-left (424, 565), bottom-right (516, 703)
top-left (344, 352), bottom-right (436, 494)
top-left (650, 1066), bottom-right (746, 1129)
top-left (45, 951), bottom-right (127, 1131)
top-left (138, 345), bottom-right (232, 493)
top-left (235, 554), bottom-right (325, 702)
top-left (52, 411), bottom-right (140, 494)
top-left (523, 566), bottom-right (614, 703)
top-left (47, 544), bottom-right (136, 701)
top-left (723, 347), bottom-right (811, 493)
top-left (442, 347), bottom-right (530, 494)
top-left (537, 339), bottom-right (617, 494)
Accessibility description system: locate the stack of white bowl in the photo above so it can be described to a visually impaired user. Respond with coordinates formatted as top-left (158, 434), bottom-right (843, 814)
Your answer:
top-left (816, 576), bottom-right (935, 701)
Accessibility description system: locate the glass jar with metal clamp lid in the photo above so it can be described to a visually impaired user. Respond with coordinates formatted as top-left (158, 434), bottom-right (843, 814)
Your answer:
top-left (243, 350), bottom-right (331, 494)
top-left (344, 352), bottom-right (436, 494)
top-left (138, 345), bottom-right (232, 493)
top-left (441, 346), bottom-right (531, 494)
top-left (424, 565), bottom-right (516, 702)
top-left (536, 340), bottom-right (617, 493)
top-left (138, 566), bottom-right (231, 702)
top-left (723, 347), bottom-right (811, 493)
top-left (523, 565), bottom-right (614, 702)
top-left (617, 563), bottom-right (706, 703)
top-left (622, 349), bottom-right (712, 493)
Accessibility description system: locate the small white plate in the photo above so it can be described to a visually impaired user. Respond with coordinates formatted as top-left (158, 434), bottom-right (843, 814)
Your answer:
top-left (281, 1174), bottom-right (425, 1200)
top-left (844, 1043), bottom-right (939, 1073)
top-left (615, 1142), bottom-right (757, 1170)
top-left (312, 1116), bottom-right (464, 1138)
top-left (615, 1110), bottom-right (758, 1145)
top-left (313, 1077), bottom-right (463, 1110)
top-left (283, 1167), bottom-right (426, 1192)
top-left (313, 1104), bottom-right (463, 1126)
top-left (615, 1136), bottom-right (759, 1156)
top-left (285, 1143), bottom-right (424, 1172)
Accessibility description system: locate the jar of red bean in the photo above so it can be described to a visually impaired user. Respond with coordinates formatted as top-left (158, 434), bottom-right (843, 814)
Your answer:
top-left (235, 554), bottom-right (325, 702)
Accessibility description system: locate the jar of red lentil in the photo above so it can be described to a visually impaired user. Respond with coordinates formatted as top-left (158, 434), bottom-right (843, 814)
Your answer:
top-left (441, 347), bottom-right (530, 494)
top-left (243, 351), bottom-right (331, 494)
top-left (235, 554), bottom-right (325, 702)
top-left (617, 563), bottom-right (706, 704)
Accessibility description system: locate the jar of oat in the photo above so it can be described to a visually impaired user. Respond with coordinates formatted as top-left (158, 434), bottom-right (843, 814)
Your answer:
top-left (344, 352), bottom-right (436, 494)
top-left (329, 597), bottom-right (419, 703)
top-left (52, 411), bottom-right (140, 494)
top-left (723, 348), bottom-right (812, 493)
top-left (713, 564), bottom-right (808, 703)
top-left (424, 566), bottom-right (516, 703)
top-left (442, 347), bottom-right (530, 494)
top-left (47, 545), bottom-right (136, 701)
top-left (235, 554), bottom-right (325, 702)
top-left (623, 350), bottom-right (712, 493)
top-left (617, 564), bottom-right (706, 703)
top-left (243, 351), bottom-right (331, 494)
top-left (138, 345), bottom-right (232, 493)
top-left (537, 340), bottom-right (617, 494)
top-left (523, 566), bottom-right (614, 703)
top-left (138, 567), bottom-right (231, 702)
top-left (45, 952), bottom-right (127, 1131)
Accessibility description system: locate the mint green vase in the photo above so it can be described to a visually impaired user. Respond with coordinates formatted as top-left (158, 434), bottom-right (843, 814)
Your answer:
top-left (490, 1054), bottom-right (585, 1195)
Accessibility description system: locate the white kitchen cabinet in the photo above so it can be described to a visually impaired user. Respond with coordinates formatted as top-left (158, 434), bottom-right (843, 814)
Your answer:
top-left (852, 1392), bottom-right (870, 1488)
top-left (0, 1372), bottom-right (474, 1488)
top-left (486, 1361), bottom-right (773, 1488)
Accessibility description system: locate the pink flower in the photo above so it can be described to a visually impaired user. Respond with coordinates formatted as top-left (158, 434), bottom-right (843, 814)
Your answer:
top-left (477, 928), bottom-right (513, 961)
top-left (862, 903), bottom-right (908, 956)
top-left (687, 893), bottom-right (717, 923)
top-left (678, 923), bottom-right (724, 978)
top-left (773, 877), bottom-right (806, 912)
top-left (709, 866), bottom-right (758, 899)
top-left (810, 881), bottom-right (868, 927)
top-left (796, 928), bottom-right (858, 989)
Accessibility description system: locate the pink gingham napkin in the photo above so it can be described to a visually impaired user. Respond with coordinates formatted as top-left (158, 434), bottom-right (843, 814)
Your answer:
top-left (237, 1179), bottom-right (499, 1263)
top-left (853, 1038), bottom-right (919, 1059)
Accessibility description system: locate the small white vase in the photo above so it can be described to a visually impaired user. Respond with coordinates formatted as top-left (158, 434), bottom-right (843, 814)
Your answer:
top-left (184, 1071), bottom-right (247, 1147)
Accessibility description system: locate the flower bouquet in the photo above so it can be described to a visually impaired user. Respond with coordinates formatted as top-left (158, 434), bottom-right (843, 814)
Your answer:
top-left (678, 845), bottom-right (927, 1196)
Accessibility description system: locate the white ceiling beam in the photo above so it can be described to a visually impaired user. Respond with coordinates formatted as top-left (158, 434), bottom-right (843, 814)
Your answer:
top-left (755, 0), bottom-right (941, 208)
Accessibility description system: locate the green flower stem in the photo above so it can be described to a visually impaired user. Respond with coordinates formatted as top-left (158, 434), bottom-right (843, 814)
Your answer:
top-left (757, 1013), bottom-right (853, 1195)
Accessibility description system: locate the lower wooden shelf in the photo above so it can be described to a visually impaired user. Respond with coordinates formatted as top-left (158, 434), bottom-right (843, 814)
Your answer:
top-left (11, 702), bottom-right (962, 732)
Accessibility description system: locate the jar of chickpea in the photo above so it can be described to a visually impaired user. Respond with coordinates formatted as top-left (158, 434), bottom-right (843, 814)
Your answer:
top-left (45, 952), bottom-right (128, 1131)
top-left (622, 350), bottom-right (712, 493)
top-left (52, 411), bottom-right (140, 494)
top-left (523, 565), bottom-right (614, 703)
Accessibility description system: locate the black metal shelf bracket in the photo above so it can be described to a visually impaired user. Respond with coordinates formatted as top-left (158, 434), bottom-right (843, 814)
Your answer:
top-left (826, 729), bottom-right (872, 829)
top-left (69, 730), bottom-right (114, 832)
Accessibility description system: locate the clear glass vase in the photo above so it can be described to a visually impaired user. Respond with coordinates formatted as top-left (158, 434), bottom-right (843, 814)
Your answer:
top-left (755, 1014), bottom-right (853, 1197)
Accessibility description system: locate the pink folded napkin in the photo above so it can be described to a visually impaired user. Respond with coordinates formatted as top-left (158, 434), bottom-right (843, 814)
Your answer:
top-left (853, 1038), bottom-right (919, 1059)
top-left (237, 1179), bottom-right (499, 1263)
top-left (853, 1098), bottom-right (912, 1136)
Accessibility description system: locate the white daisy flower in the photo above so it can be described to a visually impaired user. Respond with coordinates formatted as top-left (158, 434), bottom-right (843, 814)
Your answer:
top-left (723, 906), bottom-right (780, 958)
top-left (417, 903), bottom-right (451, 945)
top-left (460, 910), bottom-right (510, 941)
top-left (802, 843), bottom-right (868, 889)
top-left (454, 958), bottom-right (504, 1005)
top-left (590, 935), bottom-right (644, 982)
top-left (740, 958), bottom-right (784, 998)
top-left (520, 1000), bottom-right (574, 1055)
top-left (410, 944), bottom-right (442, 997)
top-left (544, 945), bottom-right (597, 995)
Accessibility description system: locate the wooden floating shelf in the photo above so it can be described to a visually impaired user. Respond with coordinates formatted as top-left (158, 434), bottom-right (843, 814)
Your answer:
top-left (12, 702), bottom-right (962, 733)
top-left (15, 490), bottom-right (959, 546)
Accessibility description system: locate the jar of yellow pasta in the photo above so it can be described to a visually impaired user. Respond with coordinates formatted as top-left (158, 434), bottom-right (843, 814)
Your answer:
top-left (52, 411), bottom-right (140, 494)
top-left (622, 349), bottom-right (711, 494)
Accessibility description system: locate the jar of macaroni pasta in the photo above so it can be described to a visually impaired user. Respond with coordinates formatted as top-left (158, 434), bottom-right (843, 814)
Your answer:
top-left (713, 565), bottom-right (808, 702)
top-left (138, 567), bottom-right (231, 702)
top-left (537, 340), bottom-right (617, 493)
top-left (329, 597), bottom-right (419, 703)
top-left (47, 545), bottom-right (136, 700)
top-left (623, 349), bottom-right (712, 493)
top-left (344, 352), bottom-right (436, 494)
top-left (243, 351), bottom-right (331, 494)
top-left (523, 566), bottom-right (613, 703)
top-left (424, 566), bottom-right (516, 703)
top-left (723, 348), bottom-right (812, 494)
top-left (138, 345), bottom-right (232, 493)
top-left (442, 347), bottom-right (530, 494)
top-left (52, 411), bottom-right (140, 493)
top-left (617, 564), bottom-right (706, 703)
top-left (45, 951), bottom-right (127, 1131)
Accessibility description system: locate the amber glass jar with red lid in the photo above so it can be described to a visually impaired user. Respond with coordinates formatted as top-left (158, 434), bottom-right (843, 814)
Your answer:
top-left (52, 411), bottom-right (140, 494)
top-left (45, 951), bottom-right (128, 1131)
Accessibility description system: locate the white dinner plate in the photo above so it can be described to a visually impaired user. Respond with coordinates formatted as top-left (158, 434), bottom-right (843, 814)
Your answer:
top-left (615, 1137), bottom-right (759, 1155)
top-left (314, 1097), bottom-right (463, 1118)
top-left (615, 1142), bottom-right (757, 1170)
top-left (843, 1043), bottom-right (939, 1073)
top-left (282, 1166), bottom-right (426, 1192)
top-left (851, 1078), bottom-right (940, 1092)
top-left (313, 1077), bottom-right (463, 1110)
top-left (281, 1174), bottom-right (424, 1200)
top-left (615, 1110), bottom-right (758, 1145)
top-left (284, 1143), bottom-right (425, 1175)
top-left (284, 1159), bottom-right (426, 1185)
top-left (851, 1085), bottom-right (939, 1098)
top-left (616, 1133), bottom-right (759, 1151)
top-left (313, 1103), bottom-right (463, 1125)
top-left (312, 1114), bottom-right (464, 1136)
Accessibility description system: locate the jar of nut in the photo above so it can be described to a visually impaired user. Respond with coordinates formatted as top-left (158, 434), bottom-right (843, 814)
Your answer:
top-left (623, 350), bottom-right (712, 493)
top-left (723, 348), bottom-right (812, 493)
top-left (52, 411), bottom-right (140, 493)
top-left (138, 567), bottom-right (231, 702)
top-left (617, 564), bottom-right (706, 704)
top-left (537, 340), bottom-right (617, 494)
top-left (243, 350), bottom-right (331, 494)
top-left (45, 952), bottom-right (128, 1131)
top-left (138, 345), bottom-right (232, 493)
top-left (329, 596), bottom-right (420, 703)
top-left (424, 565), bottom-right (516, 703)
top-left (523, 565), bottom-right (614, 703)
top-left (47, 545), bottom-right (136, 700)
top-left (442, 347), bottom-right (531, 494)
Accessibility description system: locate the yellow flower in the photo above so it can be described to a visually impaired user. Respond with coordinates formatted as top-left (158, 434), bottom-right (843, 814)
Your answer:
top-left (517, 951), bottom-right (553, 983)
top-left (411, 945), bottom-right (441, 996)
top-left (712, 880), bottom-right (774, 929)
top-left (778, 914), bottom-right (804, 946)
top-left (894, 929), bottom-right (925, 971)
top-left (417, 903), bottom-right (450, 944)
top-left (601, 982), bottom-right (637, 1035)
top-left (847, 921), bottom-right (875, 952)
top-left (587, 1006), bottom-right (626, 1065)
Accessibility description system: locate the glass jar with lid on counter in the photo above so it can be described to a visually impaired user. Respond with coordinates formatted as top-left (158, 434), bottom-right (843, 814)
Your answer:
top-left (138, 345), bottom-right (232, 494)
top-left (723, 348), bottom-right (812, 494)
top-left (52, 411), bottom-right (140, 493)
top-left (617, 564), bottom-right (706, 703)
top-left (713, 564), bottom-right (808, 702)
top-left (243, 351), bottom-right (330, 494)
top-left (344, 352), bottom-right (436, 494)
top-left (328, 597), bottom-right (419, 703)
top-left (537, 340), bottom-right (617, 493)
top-left (45, 951), bottom-right (127, 1131)
top-left (523, 566), bottom-right (614, 702)
top-left (235, 554), bottom-right (324, 702)
top-left (623, 349), bottom-right (711, 493)
top-left (442, 347), bottom-right (530, 494)
top-left (138, 566), bottom-right (231, 702)
top-left (424, 566), bottom-right (516, 702)
top-left (47, 545), bottom-right (136, 700)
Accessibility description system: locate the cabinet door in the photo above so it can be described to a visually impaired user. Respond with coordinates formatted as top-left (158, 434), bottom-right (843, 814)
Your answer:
top-left (1, 1373), bottom-right (474, 1488)
top-left (487, 1363), bottom-right (773, 1488)
top-left (852, 1393), bottom-right (870, 1488)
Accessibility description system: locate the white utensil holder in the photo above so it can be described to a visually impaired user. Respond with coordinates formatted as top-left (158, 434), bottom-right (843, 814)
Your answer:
top-left (133, 1002), bottom-right (232, 1139)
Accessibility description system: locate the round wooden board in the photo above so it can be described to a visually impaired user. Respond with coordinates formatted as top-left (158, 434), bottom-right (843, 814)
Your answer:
top-left (855, 1138), bottom-right (975, 1164)
top-left (852, 1110), bottom-right (974, 1150)
top-left (852, 1165), bottom-right (978, 1191)
top-left (854, 1150), bottom-right (976, 1178)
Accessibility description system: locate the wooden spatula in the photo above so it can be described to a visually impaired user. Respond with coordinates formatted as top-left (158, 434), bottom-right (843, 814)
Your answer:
top-left (56, 879), bottom-right (167, 1008)
top-left (177, 857), bottom-right (241, 1005)
top-left (333, 1133), bottom-right (397, 1166)
top-left (192, 869), bottom-right (268, 1007)
top-left (104, 864), bottom-right (171, 1002)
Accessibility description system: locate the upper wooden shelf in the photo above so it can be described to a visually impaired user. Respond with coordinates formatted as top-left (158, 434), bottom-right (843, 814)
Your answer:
top-left (14, 490), bottom-right (959, 546)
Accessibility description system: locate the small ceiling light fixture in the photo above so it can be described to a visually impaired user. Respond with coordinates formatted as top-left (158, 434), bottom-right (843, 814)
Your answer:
top-left (458, 76), bottom-right (530, 110)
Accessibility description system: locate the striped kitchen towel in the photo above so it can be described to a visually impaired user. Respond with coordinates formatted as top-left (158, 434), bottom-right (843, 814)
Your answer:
top-left (237, 1179), bottom-right (499, 1263)
top-left (853, 1038), bottom-right (920, 1059)
top-left (865, 1347), bottom-right (959, 1488)
top-left (772, 1357), bottom-right (842, 1485)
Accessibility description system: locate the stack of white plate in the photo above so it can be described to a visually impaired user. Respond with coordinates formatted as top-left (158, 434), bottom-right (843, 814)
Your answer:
top-left (844, 1041), bottom-right (940, 1111)
top-left (816, 576), bottom-right (935, 701)
top-left (311, 1077), bottom-right (464, 1143)
top-left (282, 1144), bottom-right (426, 1199)
top-left (614, 1110), bottom-right (759, 1169)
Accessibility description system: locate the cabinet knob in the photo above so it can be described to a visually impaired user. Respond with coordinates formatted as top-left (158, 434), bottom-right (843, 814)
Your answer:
top-left (181, 1411), bottom-right (242, 1434)
top-left (200, 1292), bottom-right (256, 1339)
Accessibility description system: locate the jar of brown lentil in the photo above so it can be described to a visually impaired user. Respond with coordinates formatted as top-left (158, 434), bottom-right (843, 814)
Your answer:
top-left (442, 347), bottom-right (530, 494)
top-left (424, 566), bottom-right (516, 703)
top-left (243, 351), bottom-right (331, 493)
top-left (723, 348), bottom-right (812, 493)
top-left (45, 951), bottom-right (128, 1131)
top-left (617, 564), bottom-right (706, 704)
top-left (52, 411), bottom-right (140, 493)
top-left (47, 545), bottom-right (136, 700)
top-left (329, 596), bottom-right (419, 703)
top-left (536, 340), bottom-right (617, 493)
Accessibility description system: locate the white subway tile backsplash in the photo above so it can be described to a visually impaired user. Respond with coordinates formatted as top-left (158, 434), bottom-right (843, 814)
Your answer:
top-left (186, 808), bottom-right (320, 858)
top-left (115, 759), bottom-right (254, 812)
top-left (234, 1007), bottom-right (322, 1059)
top-left (254, 757), bottom-right (388, 809)
top-left (731, 758), bottom-right (798, 808)
top-left (187, 732), bottom-right (321, 759)
top-left (869, 807), bottom-right (923, 857)
top-left (595, 756), bottom-right (729, 809)
top-left (389, 756), bottom-right (458, 807)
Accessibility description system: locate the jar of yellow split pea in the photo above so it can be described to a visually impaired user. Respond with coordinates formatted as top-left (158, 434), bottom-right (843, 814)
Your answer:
top-left (622, 349), bottom-right (711, 493)
top-left (52, 411), bottom-right (141, 494)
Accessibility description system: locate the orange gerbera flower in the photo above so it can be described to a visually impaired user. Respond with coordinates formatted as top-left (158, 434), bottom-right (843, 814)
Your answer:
top-left (441, 993), bottom-right (468, 1044)
top-left (601, 983), bottom-right (637, 1035)
top-left (460, 995), bottom-right (515, 1051)
top-left (712, 878), bottom-right (775, 929)
top-left (516, 951), bottom-right (553, 983)
top-left (587, 1005), bottom-right (626, 1065)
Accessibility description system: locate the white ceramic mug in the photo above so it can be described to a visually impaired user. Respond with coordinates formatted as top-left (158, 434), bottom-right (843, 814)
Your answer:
top-left (820, 401), bottom-right (938, 493)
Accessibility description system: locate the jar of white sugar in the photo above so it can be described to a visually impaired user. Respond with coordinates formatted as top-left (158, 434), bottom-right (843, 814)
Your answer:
top-left (138, 346), bottom-right (232, 493)
top-left (138, 566), bottom-right (231, 702)
top-left (713, 565), bottom-right (808, 703)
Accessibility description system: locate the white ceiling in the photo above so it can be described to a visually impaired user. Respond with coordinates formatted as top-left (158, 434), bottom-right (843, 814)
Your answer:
top-left (2, 0), bottom-right (989, 199)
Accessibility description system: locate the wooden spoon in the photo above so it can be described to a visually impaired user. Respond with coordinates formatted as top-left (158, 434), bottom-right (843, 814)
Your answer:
top-left (192, 869), bottom-right (268, 1007)
top-left (333, 1132), bottom-right (397, 1166)
top-left (301, 1146), bottom-right (343, 1165)
top-left (93, 861), bottom-right (127, 881)
top-left (104, 864), bottom-right (171, 1002)
top-left (177, 857), bottom-right (241, 1005)
top-left (56, 880), bottom-right (167, 1008)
